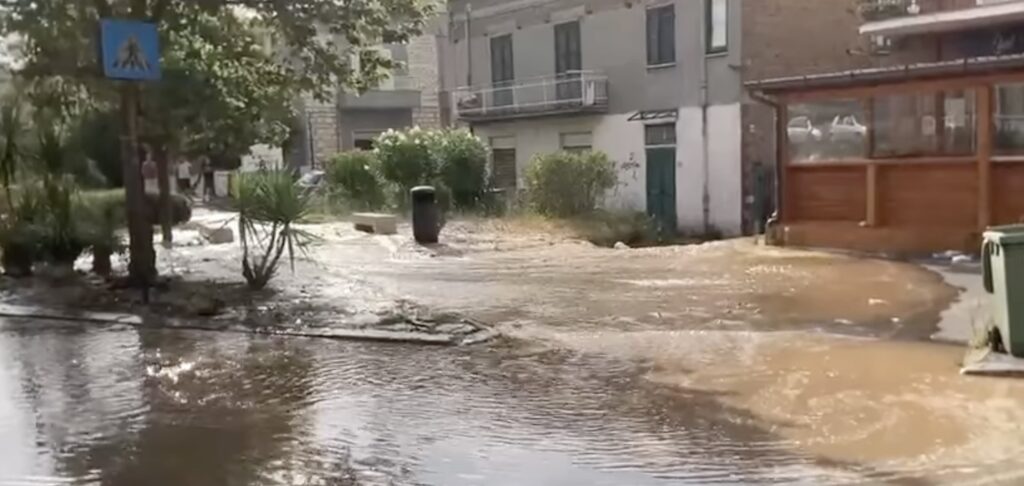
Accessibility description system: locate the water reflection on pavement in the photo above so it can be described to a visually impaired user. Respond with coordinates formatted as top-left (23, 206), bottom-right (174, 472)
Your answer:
top-left (0, 320), bottom-right (856, 486)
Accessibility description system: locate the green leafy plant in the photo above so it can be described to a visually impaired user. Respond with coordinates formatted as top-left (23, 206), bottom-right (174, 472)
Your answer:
top-left (38, 178), bottom-right (87, 265)
top-left (235, 170), bottom-right (316, 290)
top-left (525, 150), bottom-right (617, 217)
top-left (431, 129), bottom-right (490, 210)
top-left (325, 151), bottom-right (385, 210)
top-left (0, 187), bottom-right (45, 276)
top-left (79, 193), bottom-right (126, 278)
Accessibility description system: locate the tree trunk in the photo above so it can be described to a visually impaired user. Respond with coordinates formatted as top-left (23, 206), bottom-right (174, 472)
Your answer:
top-left (120, 82), bottom-right (156, 286)
top-left (156, 144), bottom-right (173, 247)
top-left (93, 249), bottom-right (112, 278)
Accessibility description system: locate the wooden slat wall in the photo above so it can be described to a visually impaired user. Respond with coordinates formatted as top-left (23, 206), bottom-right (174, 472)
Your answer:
top-left (994, 162), bottom-right (1024, 225)
top-left (787, 166), bottom-right (866, 222)
top-left (878, 162), bottom-right (977, 227)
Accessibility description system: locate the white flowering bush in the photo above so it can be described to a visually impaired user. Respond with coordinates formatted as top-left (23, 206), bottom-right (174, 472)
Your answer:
top-left (374, 127), bottom-right (436, 199)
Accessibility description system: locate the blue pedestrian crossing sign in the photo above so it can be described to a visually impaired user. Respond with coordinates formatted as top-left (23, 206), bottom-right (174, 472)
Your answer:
top-left (100, 19), bottom-right (161, 81)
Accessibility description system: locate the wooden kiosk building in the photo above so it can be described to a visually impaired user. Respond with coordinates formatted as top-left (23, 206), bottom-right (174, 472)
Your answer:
top-left (749, 54), bottom-right (1024, 254)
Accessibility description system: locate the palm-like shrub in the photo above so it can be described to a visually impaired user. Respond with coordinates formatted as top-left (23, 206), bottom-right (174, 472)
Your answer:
top-left (235, 170), bottom-right (315, 290)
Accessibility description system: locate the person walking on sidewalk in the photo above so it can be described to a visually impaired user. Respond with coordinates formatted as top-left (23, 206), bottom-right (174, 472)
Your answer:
top-left (176, 158), bottom-right (193, 197)
top-left (200, 156), bottom-right (216, 202)
top-left (141, 146), bottom-right (158, 194)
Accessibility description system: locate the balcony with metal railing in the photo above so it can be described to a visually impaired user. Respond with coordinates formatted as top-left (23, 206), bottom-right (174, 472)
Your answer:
top-left (453, 71), bottom-right (609, 122)
top-left (859, 0), bottom-right (1024, 37)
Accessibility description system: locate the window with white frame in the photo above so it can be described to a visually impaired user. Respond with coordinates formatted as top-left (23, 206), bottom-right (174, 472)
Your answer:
top-left (646, 5), bottom-right (675, 66)
top-left (560, 132), bottom-right (593, 152)
top-left (706, 0), bottom-right (727, 54)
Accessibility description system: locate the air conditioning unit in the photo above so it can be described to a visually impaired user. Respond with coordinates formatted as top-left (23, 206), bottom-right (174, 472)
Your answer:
top-left (870, 35), bottom-right (892, 55)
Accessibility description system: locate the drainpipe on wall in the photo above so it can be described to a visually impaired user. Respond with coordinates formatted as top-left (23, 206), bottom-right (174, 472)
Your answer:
top-left (699, 4), bottom-right (711, 235)
top-left (465, 3), bottom-right (475, 138)
top-left (749, 90), bottom-right (781, 223)
top-left (465, 3), bottom-right (473, 87)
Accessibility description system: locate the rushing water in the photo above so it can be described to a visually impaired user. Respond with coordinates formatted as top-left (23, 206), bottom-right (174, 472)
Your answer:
top-left (3, 237), bottom-right (1023, 485)
top-left (0, 318), bottom-right (872, 486)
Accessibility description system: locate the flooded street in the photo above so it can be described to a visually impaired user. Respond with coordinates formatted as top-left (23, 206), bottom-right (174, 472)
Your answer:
top-left (3, 217), bottom-right (1024, 484)
top-left (0, 322), bottom-right (845, 485)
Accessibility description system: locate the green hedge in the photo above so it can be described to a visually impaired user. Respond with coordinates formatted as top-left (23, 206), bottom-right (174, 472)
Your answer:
top-left (325, 151), bottom-right (385, 210)
top-left (525, 150), bottom-right (617, 217)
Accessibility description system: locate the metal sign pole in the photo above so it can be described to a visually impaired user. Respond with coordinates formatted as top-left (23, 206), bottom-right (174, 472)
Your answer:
top-left (119, 81), bottom-right (154, 299)
top-left (101, 19), bottom-right (162, 297)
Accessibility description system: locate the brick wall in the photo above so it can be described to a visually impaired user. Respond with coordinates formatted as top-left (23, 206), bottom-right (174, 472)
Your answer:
top-left (741, 0), bottom-right (871, 233)
top-left (742, 0), bottom-right (871, 82)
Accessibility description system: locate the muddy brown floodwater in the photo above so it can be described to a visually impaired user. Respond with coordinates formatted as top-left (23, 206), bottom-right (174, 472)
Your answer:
top-left (3, 214), bottom-right (1024, 484)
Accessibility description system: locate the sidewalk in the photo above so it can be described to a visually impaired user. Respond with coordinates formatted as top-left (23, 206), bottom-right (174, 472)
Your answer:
top-left (929, 262), bottom-right (987, 345)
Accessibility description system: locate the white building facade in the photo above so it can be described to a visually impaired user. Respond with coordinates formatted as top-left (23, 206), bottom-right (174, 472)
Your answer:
top-left (442, 0), bottom-right (743, 235)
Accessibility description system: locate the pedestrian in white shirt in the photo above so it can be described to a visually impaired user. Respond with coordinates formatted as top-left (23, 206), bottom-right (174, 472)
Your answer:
top-left (176, 158), bottom-right (193, 196)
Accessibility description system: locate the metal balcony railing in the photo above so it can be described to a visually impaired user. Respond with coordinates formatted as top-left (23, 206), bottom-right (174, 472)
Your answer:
top-left (858, 0), bottom-right (914, 21)
top-left (453, 71), bottom-right (609, 121)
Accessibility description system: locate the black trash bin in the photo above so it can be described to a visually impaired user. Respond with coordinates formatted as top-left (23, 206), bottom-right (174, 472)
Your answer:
top-left (411, 186), bottom-right (439, 244)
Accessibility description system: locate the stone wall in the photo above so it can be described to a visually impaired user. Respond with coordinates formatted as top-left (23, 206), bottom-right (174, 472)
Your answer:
top-left (304, 100), bottom-right (341, 170)
top-left (408, 32), bottom-right (442, 129)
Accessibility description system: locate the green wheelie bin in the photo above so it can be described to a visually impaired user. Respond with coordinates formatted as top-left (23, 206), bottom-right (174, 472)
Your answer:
top-left (983, 224), bottom-right (1024, 357)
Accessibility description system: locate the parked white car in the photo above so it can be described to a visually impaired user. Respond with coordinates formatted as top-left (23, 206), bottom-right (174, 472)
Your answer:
top-left (830, 115), bottom-right (867, 143)
top-left (787, 116), bottom-right (822, 143)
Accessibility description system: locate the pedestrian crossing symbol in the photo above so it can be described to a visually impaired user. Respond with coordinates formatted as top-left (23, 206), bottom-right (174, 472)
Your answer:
top-left (100, 19), bottom-right (161, 81)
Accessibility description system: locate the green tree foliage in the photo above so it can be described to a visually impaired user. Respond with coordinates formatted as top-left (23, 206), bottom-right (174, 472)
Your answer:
top-left (0, 0), bottom-right (433, 164)
top-left (325, 151), bottom-right (385, 210)
top-left (526, 151), bottom-right (617, 218)
top-left (0, 0), bottom-right (433, 280)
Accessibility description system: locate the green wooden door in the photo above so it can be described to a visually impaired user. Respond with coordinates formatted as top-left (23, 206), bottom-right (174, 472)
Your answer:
top-left (646, 147), bottom-right (677, 234)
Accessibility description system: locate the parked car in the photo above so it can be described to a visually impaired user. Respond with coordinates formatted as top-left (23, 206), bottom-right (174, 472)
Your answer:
top-left (787, 116), bottom-right (822, 143)
top-left (829, 115), bottom-right (867, 143)
top-left (296, 170), bottom-right (325, 193)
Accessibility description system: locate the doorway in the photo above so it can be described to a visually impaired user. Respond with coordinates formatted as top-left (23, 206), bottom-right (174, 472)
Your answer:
top-left (644, 123), bottom-right (677, 234)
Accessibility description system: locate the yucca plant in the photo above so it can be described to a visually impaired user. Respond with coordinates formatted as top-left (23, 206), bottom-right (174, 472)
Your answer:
top-left (31, 121), bottom-right (89, 268)
top-left (235, 170), bottom-right (315, 290)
